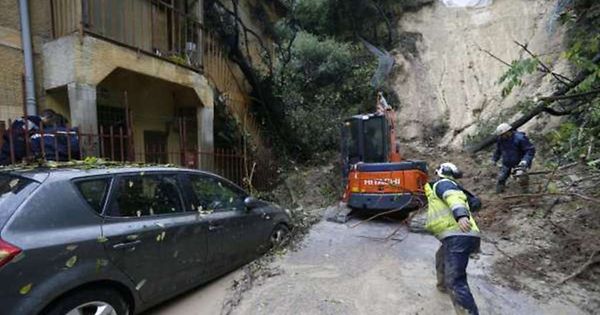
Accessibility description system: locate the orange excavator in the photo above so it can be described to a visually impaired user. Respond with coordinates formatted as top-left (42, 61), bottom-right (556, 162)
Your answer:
top-left (335, 93), bottom-right (428, 222)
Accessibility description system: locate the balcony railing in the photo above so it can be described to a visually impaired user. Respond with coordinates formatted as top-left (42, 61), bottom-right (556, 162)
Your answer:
top-left (51, 0), bottom-right (204, 70)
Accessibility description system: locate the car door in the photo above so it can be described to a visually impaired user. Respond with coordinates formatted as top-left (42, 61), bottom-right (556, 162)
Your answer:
top-left (101, 173), bottom-right (186, 302)
top-left (186, 174), bottom-right (264, 274)
top-left (159, 172), bottom-right (210, 294)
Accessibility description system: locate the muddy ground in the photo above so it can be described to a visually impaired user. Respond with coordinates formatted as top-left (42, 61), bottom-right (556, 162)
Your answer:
top-left (231, 218), bottom-right (591, 315)
top-left (147, 216), bottom-right (588, 315)
top-left (149, 146), bottom-right (599, 314)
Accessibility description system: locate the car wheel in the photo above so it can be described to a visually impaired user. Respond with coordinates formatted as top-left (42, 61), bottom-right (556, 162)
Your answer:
top-left (270, 224), bottom-right (290, 247)
top-left (44, 287), bottom-right (129, 315)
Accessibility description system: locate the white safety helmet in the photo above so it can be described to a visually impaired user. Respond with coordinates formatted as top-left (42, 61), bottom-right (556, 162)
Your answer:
top-left (436, 162), bottom-right (463, 179)
top-left (495, 123), bottom-right (512, 136)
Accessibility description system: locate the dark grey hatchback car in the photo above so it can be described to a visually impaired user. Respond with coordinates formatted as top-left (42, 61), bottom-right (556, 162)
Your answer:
top-left (0, 167), bottom-right (291, 315)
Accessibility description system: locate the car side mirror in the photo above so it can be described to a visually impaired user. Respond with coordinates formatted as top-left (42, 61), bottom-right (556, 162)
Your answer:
top-left (244, 196), bottom-right (261, 209)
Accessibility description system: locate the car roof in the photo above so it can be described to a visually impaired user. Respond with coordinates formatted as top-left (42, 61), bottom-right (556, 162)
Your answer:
top-left (0, 166), bottom-right (215, 183)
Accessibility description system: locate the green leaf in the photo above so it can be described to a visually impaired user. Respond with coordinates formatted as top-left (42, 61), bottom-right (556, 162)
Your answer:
top-left (19, 283), bottom-right (32, 295)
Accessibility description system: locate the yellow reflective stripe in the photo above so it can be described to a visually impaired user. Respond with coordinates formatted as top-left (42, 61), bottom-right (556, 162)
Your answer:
top-left (450, 204), bottom-right (466, 211)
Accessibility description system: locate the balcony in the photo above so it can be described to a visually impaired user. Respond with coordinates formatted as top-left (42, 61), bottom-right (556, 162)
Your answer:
top-left (51, 0), bottom-right (204, 71)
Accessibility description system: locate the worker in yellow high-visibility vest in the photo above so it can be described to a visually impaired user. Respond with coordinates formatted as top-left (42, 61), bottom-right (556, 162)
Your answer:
top-left (425, 162), bottom-right (481, 315)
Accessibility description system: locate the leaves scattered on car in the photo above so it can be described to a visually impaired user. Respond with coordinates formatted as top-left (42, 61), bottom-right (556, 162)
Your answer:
top-left (65, 256), bottom-right (78, 268)
top-left (135, 279), bottom-right (147, 291)
top-left (197, 206), bottom-right (214, 217)
top-left (66, 245), bottom-right (78, 251)
top-left (9, 179), bottom-right (19, 188)
top-left (95, 259), bottom-right (109, 272)
top-left (19, 283), bottom-right (32, 295)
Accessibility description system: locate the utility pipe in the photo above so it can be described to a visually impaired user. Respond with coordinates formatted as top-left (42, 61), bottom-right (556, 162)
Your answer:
top-left (18, 0), bottom-right (37, 115)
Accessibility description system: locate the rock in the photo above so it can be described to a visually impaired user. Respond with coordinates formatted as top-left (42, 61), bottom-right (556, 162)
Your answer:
top-left (324, 203), bottom-right (353, 223)
top-left (409, 210), bottom-right (429, 233)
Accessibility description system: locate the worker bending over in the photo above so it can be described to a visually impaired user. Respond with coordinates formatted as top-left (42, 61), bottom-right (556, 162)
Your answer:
top-left (426, 162), bottom-right (480, 315)
top-left (491, 123), bottom-right (536, 193)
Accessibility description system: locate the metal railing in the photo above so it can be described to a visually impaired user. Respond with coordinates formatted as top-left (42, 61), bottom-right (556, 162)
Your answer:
top-left (51, 0), bottom-right (204, 70)
top-left (0, 119), bottom-right (253, 188)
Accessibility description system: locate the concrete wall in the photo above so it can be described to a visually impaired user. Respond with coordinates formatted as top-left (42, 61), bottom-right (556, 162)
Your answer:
top-left (43, 35), bottom-right (214, 109)
top-left (0, 0), bottom-right (53, 123)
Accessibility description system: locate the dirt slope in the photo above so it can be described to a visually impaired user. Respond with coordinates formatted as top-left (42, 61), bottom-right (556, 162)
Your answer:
top-left (392, 0), bottom-right (571, 147)
top-left (404, 144), bottom-right (600, 314)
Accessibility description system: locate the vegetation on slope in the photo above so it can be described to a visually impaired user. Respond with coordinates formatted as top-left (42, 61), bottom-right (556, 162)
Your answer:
top-left (206, 0), bottom-right (433, 162)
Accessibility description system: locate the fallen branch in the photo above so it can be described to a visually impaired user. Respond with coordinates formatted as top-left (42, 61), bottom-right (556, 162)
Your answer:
top-left (543, 197), bottom-right (561, 218)
top-left (504, 192), bottom-right (600, 203)
top-left (538, 89), bottom-right (600, 103)
top-left (478, 45), bottom-right (512, 67)
top-left (557, 250), bottom-right (600, 285)
top-left (467, 52), bottom-right (600, 153)
top-left (558, 162), bottom-right (579, 170)
top-left (540, 162), bottom-right (562, 193)
top-left (244, 162), bottom-right (257, 194)
top-left (572, 173), bottom-right (600, 184)
top-left (514, 40), bottom-right (574, 87)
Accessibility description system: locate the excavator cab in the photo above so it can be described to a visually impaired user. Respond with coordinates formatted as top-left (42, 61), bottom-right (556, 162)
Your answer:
top-left (342, 114), bottom-right (388, 177)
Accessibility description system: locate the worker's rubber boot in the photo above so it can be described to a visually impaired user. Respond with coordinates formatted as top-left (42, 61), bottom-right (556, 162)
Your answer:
top-left (436, 283), bottom-right (448, 294)
top-left (495, 183), bottom-right (505, 194)
top-left (518, 174), bottom-right (530, 193)
top-left (435, 246), bottom-right (448, 293)
top-left (453, 305), bottom-right (471, 315)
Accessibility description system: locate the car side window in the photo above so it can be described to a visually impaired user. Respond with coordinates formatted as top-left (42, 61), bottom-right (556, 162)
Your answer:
top-left (75, 178), bottom-right (110, 214)
top-left (107, 174), bottom-right (183, 217)
top-left (188, 175), bottom-right (246, 212)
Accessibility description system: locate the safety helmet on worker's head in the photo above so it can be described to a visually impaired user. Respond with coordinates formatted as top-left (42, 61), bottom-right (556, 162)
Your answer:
top-left (435, 162), bottom-right (463, 179)
top-left (495, 123), bottom-right (512, 136)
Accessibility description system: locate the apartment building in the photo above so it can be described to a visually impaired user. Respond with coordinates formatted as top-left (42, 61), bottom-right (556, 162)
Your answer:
top-left (0, 0), bottom-right (280, 179)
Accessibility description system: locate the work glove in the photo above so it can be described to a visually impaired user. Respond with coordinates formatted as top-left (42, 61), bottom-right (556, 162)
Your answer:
top-left (518, 160), bottom-right (528, 168)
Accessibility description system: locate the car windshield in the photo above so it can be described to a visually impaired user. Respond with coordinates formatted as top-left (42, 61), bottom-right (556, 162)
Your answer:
top-left (0, 174), bottom-right (39, 227)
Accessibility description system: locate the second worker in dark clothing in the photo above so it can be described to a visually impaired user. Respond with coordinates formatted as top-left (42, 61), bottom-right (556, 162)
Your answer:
top-left (491, 123), bottom-right (536, 193)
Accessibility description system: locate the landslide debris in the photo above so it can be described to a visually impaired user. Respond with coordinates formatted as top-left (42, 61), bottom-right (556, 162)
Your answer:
top-left (221, 161), bottom-right (340, 315)
top-left (407, 144), bottom-right (600, 314)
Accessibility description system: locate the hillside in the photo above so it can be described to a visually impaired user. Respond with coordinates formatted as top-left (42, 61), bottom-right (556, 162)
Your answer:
top-left (392, 0), bottom-right (571, 147)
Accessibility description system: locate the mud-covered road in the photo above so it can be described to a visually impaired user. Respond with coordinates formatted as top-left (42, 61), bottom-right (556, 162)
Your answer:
top-left (148, 218), bottom-right (588, 315)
